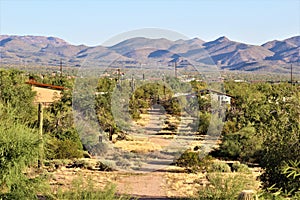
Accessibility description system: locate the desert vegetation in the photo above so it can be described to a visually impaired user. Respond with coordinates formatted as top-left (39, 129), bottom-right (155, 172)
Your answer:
top-left (0, 68), bottom-right (299, 199)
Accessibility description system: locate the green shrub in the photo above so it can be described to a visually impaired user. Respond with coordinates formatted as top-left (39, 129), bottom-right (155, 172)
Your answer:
top-left (259, 160), bottom-right (300, 199)
top-left (0, 69), bottom-right (36, 123)
top-left (175, 151), bottom-right (201, 168)
top-left (217, 126), bottom-right (262, 162)
top-left (232, 162), bottom-right (251, 173)
top-left (164, 99), bottom-right (181, 116)
top-left (0, 104), bottom-right (45, 199)
top-left (56, 139), bottom-right (83, 159)
top-left (258, 182), bottom-right (300, 200)
top-left (208, 161), bottom-right (231, 173)
top-left (198, 112), bottom-right (211, 135)
top-left (175, 152), bottom-right (216, 173)
top-left (46, 138), bottom-right (83, 159)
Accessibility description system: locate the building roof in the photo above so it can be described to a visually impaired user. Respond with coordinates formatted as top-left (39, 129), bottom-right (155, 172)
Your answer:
top-left (25, 80), bottom-right (66, 90)
top-left (25, 80), bottom-right (66, 105)
top-left (199, 89), bottom-right (235, 98)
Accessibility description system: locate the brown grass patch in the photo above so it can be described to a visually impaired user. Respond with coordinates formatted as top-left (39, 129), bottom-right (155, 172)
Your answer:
top-left (114, 140), bottom-right (162, 153)
top-left (134, 113), bottom-right (150, 126)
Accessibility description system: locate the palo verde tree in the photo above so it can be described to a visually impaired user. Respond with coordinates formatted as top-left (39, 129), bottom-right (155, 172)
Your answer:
top-left (259, 87), bottom-right (300, 196)
top-left (43, 88), bottom-right (84, 159)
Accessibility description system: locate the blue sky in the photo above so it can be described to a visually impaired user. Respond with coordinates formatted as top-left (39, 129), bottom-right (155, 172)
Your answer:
top-left (0, 0), bottom-right (299, 46)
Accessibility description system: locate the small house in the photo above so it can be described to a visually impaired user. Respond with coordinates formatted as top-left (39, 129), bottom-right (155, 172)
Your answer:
top-left (199, 89), bottom-right (233, 105)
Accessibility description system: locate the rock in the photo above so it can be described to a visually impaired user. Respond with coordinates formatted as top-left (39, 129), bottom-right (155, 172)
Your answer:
top-left (238, 190), bottom-right (257, 200)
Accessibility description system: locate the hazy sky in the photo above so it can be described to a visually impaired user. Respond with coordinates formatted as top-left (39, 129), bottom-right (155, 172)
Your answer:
top-left (0, 0), bottom-right (299, 46)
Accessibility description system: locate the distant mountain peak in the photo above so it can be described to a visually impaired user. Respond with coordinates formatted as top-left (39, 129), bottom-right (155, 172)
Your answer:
top-left (0, 35), bottom-right (69, 46)
top-left (191, 37), bottom-right (203, 41)
top-left (202, 36), bottom-right (232, 48)
top-left (284, 35), bottom-right (300, 46)
top-left (215, 36), bottom-right (230, 43)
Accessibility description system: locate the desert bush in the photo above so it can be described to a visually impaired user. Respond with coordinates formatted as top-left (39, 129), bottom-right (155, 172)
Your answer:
top-left (175, 151), bottom-right (202, 168)
top-left (55, 139), bottom-right (83, 159)
top-left (258, 192), bottom-right (287, 200)
top-left (258, 160), bottom-right (300, 199)
top-left (232, 162), bottom-right (251, 173)
top-left (175, 152), bottom-right (215, 173)
top-left (197, 112), bottom-right (211, 135)
top-left (217, 126), bottom-right (262, 162)
top-left (67, 159), bottom-right (91, 169)
top-left (55, 176), bottom-right (130, 200)
top-left (164, 98), bottom-right (181, 116)
top-left (46, 138), bottom-right (83, 159)
top-left (197, 173), bottom-right (258, 200)
top-left (96, 161), bottom-right (115, 171)
top-left (86, 142), bottom-right (109, 156)
top-left (208, 161), bottom-right (231, 173)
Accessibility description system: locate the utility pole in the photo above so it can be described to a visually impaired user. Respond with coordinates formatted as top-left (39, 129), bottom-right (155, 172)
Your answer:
top-left (162, 73), bottom-right (166, 98)
top-left (139, 62), bottom-right (145, 81)
top-left (117, 68), bottom-right (121, 81)
top-left (38, 103), bottom-right (44, 168)
top-left (131, 74), bottom-right (135, 92)
top-left (290, 64), bottom-right (293, 86)
top-left (60, 59), bottom-right (63, 77)
top-left (109, 126), bottom-right (113, 141)
top-left (174, 61), bottom-right (177, 78)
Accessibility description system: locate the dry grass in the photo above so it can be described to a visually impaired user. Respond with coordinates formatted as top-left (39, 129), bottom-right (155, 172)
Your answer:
top-left (48, 159), bottom-right (205, 198)
top-left (165, 168), bottom-right (206, 197)
top-left (134, 113), bottom-right (150, 126)
top-left (167, 115), bottom-right (180, 124)
top-left (114, 140), bottom-right (162, 153)
top-left (49, 167), bottom-right (119, 193)
top-left (46, 158), bottom-right (262, 199)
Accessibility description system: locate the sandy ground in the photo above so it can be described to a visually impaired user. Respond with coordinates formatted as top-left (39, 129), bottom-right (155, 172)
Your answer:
top-left (49, 165), bottom-right (206, 199)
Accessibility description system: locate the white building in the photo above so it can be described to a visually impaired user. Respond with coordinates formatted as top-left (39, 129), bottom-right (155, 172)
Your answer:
top-left (200, 89), bottom-right (233, 105)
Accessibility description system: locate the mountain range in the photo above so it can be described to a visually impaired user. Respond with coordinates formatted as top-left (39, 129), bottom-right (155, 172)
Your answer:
top-left (0, 35), bottom-right (299, 73)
